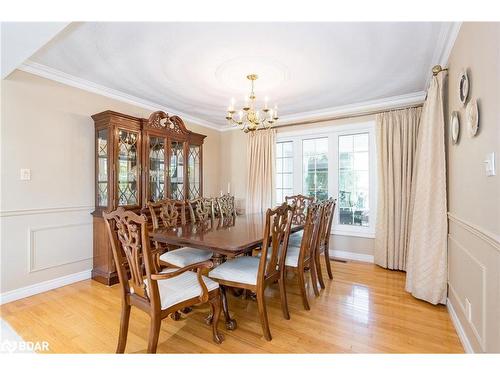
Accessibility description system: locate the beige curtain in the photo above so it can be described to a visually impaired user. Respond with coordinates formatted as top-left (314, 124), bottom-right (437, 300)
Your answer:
top-left (246, 129), bottom-right (276, 213)
top-left (405, 73), bottom-right (448, 305)
top-left (374, 107), bottom-right (422, 270)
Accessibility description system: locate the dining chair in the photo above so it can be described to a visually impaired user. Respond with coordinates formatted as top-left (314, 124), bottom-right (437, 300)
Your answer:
top-left (147, 199), bottom-right (213, 269)
top-left (282, 202), bottom-right (323, 311)
top-left (208, 202), bottom-right (294, 341)
top-left (215, 194), bottom-right (237, 219)
top-left (103, 207), bottom-right (224, 353)
top-left (188, 197), bottom-right (215, 223)
top-left (315, 198), bottom-right (337, 288)
top-left (286, 194), bottom-right (315, 246)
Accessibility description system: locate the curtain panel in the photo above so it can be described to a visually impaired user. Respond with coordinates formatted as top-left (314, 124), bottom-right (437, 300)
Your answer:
top-left (405, 73), bottom-right (448, 305)
top-left (246, 129), bottom-right (276, 214)
top-left (374, 107), bottom-right (422, 271)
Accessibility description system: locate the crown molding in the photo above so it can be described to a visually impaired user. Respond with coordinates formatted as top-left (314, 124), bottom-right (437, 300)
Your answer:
top-left (17, 60), bottom-right (223, 132)
top-left (425, 22), bottom-right (462, 89)
top-left (220, 91), bottom-right (425, 131)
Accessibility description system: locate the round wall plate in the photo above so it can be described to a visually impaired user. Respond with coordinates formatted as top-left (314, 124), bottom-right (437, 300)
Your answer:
top-left (458, 69), bottom-right (469, 106)
top-left (450, 111), bottom-right (460, 144)
top-left (466, 98), bottom-right (479, 137)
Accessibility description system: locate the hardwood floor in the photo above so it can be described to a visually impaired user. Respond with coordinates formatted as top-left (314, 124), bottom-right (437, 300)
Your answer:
top-left (0, 261), bottom-right (463, 353)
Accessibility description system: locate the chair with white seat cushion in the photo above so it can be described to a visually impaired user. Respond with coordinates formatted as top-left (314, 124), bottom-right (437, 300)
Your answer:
top-left (283, 202), bottom-right (324, 311)
top-left (209, 203), bottom-right (294, 341)
top-left (146, 268), bottom-right (219, 310)
top-left (285, 194), bottom-right (315, 248)
top-left (147, 199), bottom-right (213, 269)
top-left (314, 198), bottom-right (337, 289)
top-left (103, 207), bottom-right (224, 353)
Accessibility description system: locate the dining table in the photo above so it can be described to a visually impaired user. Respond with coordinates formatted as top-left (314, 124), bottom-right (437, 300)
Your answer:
top-left (149, 213), bottom-right (304, 329)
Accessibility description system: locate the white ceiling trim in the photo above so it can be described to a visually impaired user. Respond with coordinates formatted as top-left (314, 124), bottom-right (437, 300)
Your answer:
top-left (425, 22), bottom-right (462, 89)
top-left (220, 91), bottom-right (426, 132)
top-left (18, 60), bottom-right (222, 132)
top-left (279, 91), bottom-right (426, 124)
top-left (1, 22), bottom-right (70, 79)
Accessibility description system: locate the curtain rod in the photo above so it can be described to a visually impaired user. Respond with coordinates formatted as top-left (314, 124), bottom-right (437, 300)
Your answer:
top-left (267, 103), bottom-right (424, 129)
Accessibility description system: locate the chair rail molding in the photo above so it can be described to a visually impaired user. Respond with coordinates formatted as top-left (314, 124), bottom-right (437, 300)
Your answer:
top-left (0, 205), bottom-right (94, 217)
top-left (447, 212), bottom-right (500, 252)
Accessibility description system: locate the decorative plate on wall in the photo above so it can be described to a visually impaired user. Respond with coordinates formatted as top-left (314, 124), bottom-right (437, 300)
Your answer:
top-left (466, 98), bottom-right (479, 137)
top-left (450, 111), bottom-right (460, 144)
top-left (458, 69), bottom-right (469, 105)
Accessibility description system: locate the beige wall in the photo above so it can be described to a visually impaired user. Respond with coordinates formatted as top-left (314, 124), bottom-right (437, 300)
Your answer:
top-left (0, 70), bottom-right (221, 295)
top-left (220, 129), bottom-right (248, 211)
top-left (445, 22), bottom-right (500, 353)
top-left (220, 115), bottom-right (376, 257)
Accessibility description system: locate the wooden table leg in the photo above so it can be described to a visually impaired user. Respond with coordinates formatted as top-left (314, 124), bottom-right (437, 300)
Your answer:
top-left (205, 252), bottom-right (237, 330)
top-left (220, 285), bottom-right (237, 330)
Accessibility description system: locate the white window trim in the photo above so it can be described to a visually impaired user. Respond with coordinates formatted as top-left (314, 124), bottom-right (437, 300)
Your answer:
top-left (277, 120), bottom-right (377, 239)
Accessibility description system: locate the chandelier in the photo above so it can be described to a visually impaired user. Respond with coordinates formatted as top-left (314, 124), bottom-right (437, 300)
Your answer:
top-left (225, 74), bottom-right (279, 132)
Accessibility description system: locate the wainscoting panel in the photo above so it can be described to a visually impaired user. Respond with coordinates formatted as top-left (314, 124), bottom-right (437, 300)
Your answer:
top-left (447, 213), bottom-right (500, 353)
top-left (29, 222), bottom-right (92, 273)
top-left (0, 206), bottom-right (94, 301)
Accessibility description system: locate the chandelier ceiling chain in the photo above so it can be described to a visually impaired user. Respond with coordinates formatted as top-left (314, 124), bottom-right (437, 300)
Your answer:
top-left (225, 74), bottom-right (279, 133)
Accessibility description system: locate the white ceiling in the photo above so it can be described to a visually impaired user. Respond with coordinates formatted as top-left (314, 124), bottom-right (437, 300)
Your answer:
top-left (25, 22), bottom-right (458, 130)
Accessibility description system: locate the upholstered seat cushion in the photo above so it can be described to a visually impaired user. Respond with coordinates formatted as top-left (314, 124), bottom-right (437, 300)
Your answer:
top-left (263, 246), bottom-right (301, 268)
top-left (145, 269), bottom-right (219, 310)
top-left (208, 256), bottom-right (260, 285)
top-left (160, 247), bottom-right (213, 268)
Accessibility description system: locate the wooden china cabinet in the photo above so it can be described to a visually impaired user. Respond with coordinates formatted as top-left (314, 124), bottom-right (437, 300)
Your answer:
top-left (91, 110), bottom-right (206, 285)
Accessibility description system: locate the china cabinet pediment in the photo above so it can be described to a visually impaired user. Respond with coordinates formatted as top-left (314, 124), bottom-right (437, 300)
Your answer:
top-left (91, 110), bottom-right (206, 285)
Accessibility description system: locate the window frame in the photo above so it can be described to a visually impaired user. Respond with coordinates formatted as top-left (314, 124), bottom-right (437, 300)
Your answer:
top-left (276, 121), bottom-right (377, 238)
top-left (275, 140), bottom-right (294, 205)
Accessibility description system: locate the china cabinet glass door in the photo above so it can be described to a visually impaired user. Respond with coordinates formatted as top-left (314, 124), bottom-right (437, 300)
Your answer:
top-left (188, 144), bottom-right (201, 199)
top-left (97, 129), bottom-right (109, 207)
top-left (148, 136), bottom-right (166, 202)
top-left (117, 129), bottom-right (140, 206)
top-left (169, 140), bottom-right (184, 200)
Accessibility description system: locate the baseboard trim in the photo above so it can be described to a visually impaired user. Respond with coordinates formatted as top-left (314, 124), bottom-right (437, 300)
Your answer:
top-left (331, 250), bottom-right (374, 263)
top-left (447, 297), bottom-right (474, 353)
top-left (0, 270), bottom-right (91, 305)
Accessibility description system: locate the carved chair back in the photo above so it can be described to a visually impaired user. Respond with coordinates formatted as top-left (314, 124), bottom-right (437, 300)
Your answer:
top-left (215, 194), bottom-right (237, 220)
top-left (258, 203), bottom-right (294, 285)
top-left (188, 197), bottom-right (215, 223)
top-left (285, 194), bottom-right (315, 226)
top-left (146, 198), bottom-right (187, 230)
top-left (103, 207), bottom-right (162, 311)
top-left (297, 202), bottom-right (324, 265)
top-left (319, 198), bottom-right (337, 250)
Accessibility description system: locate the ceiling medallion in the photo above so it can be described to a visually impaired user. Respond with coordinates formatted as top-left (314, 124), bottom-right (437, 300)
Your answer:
top-left (225, 74), bottom-right (279, 133)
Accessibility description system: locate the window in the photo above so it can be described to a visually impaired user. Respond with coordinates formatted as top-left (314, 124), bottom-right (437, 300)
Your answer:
top-left (302, 138), bottom-right (328, 201)
top-left (276, 121), bottom-right (376, 238)
top-left (338, 133), bottom-right (370, 227)
top-left (275, 141), bottom-right (293, 204)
